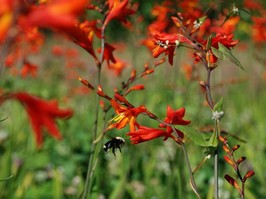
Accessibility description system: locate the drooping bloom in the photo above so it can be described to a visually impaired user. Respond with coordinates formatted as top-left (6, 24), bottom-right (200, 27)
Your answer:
top-left (103, 0), bottom-right (135, 28)
top-left (5, 92), bottom-right (73, 148)
top-left (209, 33), bottom-right (239, 64)
top-left (150, 30), bottom-right (194, 65)
top-left (0, 0), bottom-right (14, 42)
top-left (108, 58), bottom-right (127, 76)
top-left (99, 42), bottom-right (116, 66)
top-left (195, 33), bottom-right (239, 64)
top-left (209, 33), bottom-right (239, 49)
top-left (127, 126), bottom-right (172, 144)
top-left (25, 0), bottom-right (89, 30)
top-left (54, 20), bottom-right (100, 59)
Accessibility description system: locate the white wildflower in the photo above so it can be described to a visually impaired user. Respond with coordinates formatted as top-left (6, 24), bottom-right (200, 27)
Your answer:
top-left (212, 111), bottom-right (224, 120)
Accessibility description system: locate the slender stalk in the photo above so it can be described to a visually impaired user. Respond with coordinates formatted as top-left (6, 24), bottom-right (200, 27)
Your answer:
top-left (206, 68), bottom-right (214, 108)
top-left (81, 26), bottom-right (106, 199)
top-left (214, 135), bottom-right (219, 199)
top-left (154, 118), bottom-right (200, 198)
top-left (181, 143), bottom-right (201, 199)
top-left (205, 66), bottom-right (220, 199)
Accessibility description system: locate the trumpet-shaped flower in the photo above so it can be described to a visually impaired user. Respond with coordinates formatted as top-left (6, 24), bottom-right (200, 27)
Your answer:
top-left (127, 106), bottom-right (190, 144)
top-left (158, 106), bottom-right (190, 138)
top-left (103, 0), bottom-right (135, 28)
top-left (3, 92), bottom-right (73, 148)
top-left (108, 97), bottom-right (147, 131)
top-left (26, 0), bottom-right (89, 30)
top-left (127, 126), bottom-right (172, 144)
top-left (150, 30), bottom-right (194, 65)
top-left (160, 106), bottom-right (191, 126)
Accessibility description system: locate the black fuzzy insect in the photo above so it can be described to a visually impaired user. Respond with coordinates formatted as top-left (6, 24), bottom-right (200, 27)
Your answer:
top-left (103, 137), bottom-right (125, 156)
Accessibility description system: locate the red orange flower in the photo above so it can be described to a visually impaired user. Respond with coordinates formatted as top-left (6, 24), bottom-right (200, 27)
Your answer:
top-left (159, 106), bottom-right (190, 138)
top-left (127, 106), bottom-right (190, 144)
top-left (195, 33), bottom-right (239, 64)
top-left (179, 0), bottom-right (202, 21)
top-left (99, 42), bottom-right (116, 66)
top-left (209, 33), bottom-right (239, 49)
top-left (208, 33), bottom-right (239, 64)
top-left (127, 126), bottom-right (172, 144)
top-left (25, 0), bottom-right (89, 30)
top-left (63, 22), bottom-right (97, 59)
top-left (2, 92), bottom-right (73, 148)
top-left (251, 12), bottom-right (266, 44)
top-left (108, 95), bottom-right (147, 131)
top-left (150, 30), bottom-right (194, 65)
top-left (21, 60), bottom-right (38, 78)
top-left (160, 106), bottom-right (191, 126)
top-left (0, 0), bottom-right (14, 42)
top-left (148, 3), bottom-right (173, 32)
top-left (108, 58), bottom-right (127, 76)
top-left (103, 0), bottom-right (135, 29)
top-left (211, 17), bottom-right (240, 35)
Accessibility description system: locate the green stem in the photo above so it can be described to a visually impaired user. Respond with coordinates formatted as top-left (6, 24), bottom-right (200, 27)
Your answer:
top-left (181, 143), bottom-right (201, 199)
top-left (81, 26), bottom-right (106, 199)
top-left (205, 68), bottom-right (219, 199)
top-left (214, 120), bottom-right (220, 199)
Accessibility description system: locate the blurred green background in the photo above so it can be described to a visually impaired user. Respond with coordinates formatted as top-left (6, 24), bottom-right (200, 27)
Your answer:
top-left (1, 0), bottom-right (266, 198)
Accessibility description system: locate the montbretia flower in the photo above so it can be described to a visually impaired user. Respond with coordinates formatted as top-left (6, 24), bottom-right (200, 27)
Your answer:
top-left (25, 0), bottom-right (89, 30)
top-left (195, 33), bottom-right (239, 64)
top-left (159, 106), bottom-right (190, 137)
top-left (210, 33), bottom-right (239, 49)
top-left (127, 125), bottom-right (173, 144)
top-left (108, 97), bottom-right (147, 131)
top-left (127, 106), bottom-right (191, 144)
top-left (0, 0), bottom-right (14, 42)
top-left (2, 92), bottom-right (73, 148)
top-left (160, 106), bottom-right (191, 126)
top-left (103, 0), bottom-right (135, 29)
top-left (150, 30), bottom-right (194, 65)
top-left (99, 42), bottom-right (117, 66)
top-left (251, 13), bottom-right (266, 44)
top-left (108, 58), bottom-right (127, 76)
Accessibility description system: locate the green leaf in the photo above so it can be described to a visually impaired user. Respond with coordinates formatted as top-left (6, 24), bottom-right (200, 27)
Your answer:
top-left (176, 126), bottom-right (211, 147)
top-left (206, 34), bottom-right (213, 50)
top-left (211, 43), bottom-right (244, 70)
top-left (213, 97), bottom-right (223, 112)
top-left (198, 16), bottom-right (207, 23)
top-left (208, 132), bottom-right (218, 147)
top-left (0, 175), bottom-right (13, 182)
top-left (0, 117), bottom-right (8, 122)
top-left (241, 8), bottom-right (252, 16)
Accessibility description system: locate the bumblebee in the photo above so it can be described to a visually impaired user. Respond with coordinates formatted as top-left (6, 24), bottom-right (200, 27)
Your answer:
top-left (103, 137), bottom-right (125, 156)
